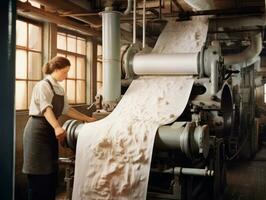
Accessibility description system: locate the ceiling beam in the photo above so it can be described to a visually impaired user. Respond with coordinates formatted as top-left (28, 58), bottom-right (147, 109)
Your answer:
top-left (30, 0), bottom-right (101, 27)
top-left (17, 1), bottom-right (101, 37)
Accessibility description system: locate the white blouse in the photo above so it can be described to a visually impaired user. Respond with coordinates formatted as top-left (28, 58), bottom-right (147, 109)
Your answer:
top-left (29, 75), bottom-right (70, 116)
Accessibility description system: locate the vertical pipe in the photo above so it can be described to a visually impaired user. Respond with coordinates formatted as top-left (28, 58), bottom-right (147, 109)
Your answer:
top-left (211, 60), bottom-right (218, 95)
top-left (124, 0), bottom-right (132, 15)
top-left (224, 33), bottom-right (262, 66)
top-left (159, 0), bottom-right (162, 20)
top-left (170, 0), bottom-right (173, 14)
top-left (0, 0), bottom-right (16, 199)
top-left (102, 7), bottom-right (121, 107)
top-left (142, 0), bottom-right (146, 48)
top-left (133, 0), bottom-right (136, 44)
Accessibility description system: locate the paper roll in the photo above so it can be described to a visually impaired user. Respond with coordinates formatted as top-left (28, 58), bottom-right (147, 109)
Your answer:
top-left (72, 76), bottom-right (194, 199)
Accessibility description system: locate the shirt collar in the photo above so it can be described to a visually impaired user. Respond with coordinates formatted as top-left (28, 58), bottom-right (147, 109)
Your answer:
top-left (46, 75), bottom-right (58, 85)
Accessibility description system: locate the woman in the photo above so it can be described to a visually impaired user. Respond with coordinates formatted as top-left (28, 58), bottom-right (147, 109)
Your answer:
top-left (22, 56), bottom-right (95, 200)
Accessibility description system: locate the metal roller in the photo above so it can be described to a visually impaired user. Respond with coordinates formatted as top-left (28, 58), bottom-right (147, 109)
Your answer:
top-left (63, 120), bottom-right (209, 158)
top-left (62, 120), bottom-right (83, 150)
top-left (155, 122), bottom-right (209, 158)
top-left (132, 53), bottom-right (199, 75)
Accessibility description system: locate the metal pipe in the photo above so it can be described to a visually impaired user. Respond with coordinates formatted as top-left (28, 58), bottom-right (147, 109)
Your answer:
top-left (102, 7), bottom-right (121, 109)
top-left (224, 33), bottom-right (262, 66)
top-left (143, 0), bottom-right (146, 48)
top-left (124, 0), bottom-right (133, 15)
top-left (133, 0), bottom-right (136, 43)
top-left (132, 53), bottom-right (199, 75)
top-left (159, 0), bottom-right (162, 20)
top-left (210, 60), bottom-right (218, 95)
top-left (164, 167), bottom-right (214, 176)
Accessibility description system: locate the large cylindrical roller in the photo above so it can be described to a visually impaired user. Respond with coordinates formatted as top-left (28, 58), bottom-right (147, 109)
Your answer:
top-left (132, 53), bottom-right (199, 75)
top-left (63, 120), bottom-right (209, 158)
top-left (155, 122), bottom-right (209, 158)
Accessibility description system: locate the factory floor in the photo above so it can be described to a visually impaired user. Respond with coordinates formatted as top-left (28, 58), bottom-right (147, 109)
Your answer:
top-left (225, 143), bottom-right (266, 200)
top-left (56, 192), bottom-right (68, 200)
top-left (55, 144), bottom-right (266, 200)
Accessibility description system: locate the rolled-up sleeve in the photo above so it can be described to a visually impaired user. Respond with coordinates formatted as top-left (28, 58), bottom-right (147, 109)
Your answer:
top-left (62, 93), bottom-right (70, 115)
top-left (37, 82), bottom-right (54, 114)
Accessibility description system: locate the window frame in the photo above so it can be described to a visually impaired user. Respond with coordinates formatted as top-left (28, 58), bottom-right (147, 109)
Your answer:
top-left (57, 28), bottom-right (88, 105)
top-left (263, 83), bottom-right (266, 104)
top-left (15, 16), bottom-right (43, 112)
top-left (96, 44), bottom-right (103, 92)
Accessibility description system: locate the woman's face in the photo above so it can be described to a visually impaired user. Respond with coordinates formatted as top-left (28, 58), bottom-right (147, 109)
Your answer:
top-left (53, 66), bottom-right (70, 82)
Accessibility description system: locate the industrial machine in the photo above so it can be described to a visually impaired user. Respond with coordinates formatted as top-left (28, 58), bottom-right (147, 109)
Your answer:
top-left (61, 3), bottom-right (264, 200)
top-left (63, 39), bottom-right (233, 199)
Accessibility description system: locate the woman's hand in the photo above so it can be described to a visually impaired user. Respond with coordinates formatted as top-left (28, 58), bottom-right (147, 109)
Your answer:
top-left (83, 116), bottom-right (97, 123)
top-left (54, 126), bottom-right (66, 142)
top-left (66, 107), bottom-right (97, 123)
top-left (44, 107), bottom-right (65, 143)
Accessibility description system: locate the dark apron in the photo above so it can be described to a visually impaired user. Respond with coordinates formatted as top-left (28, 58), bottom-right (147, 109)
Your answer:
top-left (23, 79), bottom-right (64, 175)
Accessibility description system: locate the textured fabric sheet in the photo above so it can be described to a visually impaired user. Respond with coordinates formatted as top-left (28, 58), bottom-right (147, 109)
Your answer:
top-left (72, 15), bottom-right (209, 200)
top-left (72, 76), bottom-right (194, 199)
top-left (152, 17), bottom-right (208, 54)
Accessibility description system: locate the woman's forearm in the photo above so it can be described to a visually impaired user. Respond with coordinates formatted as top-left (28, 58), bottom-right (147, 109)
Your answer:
top-left (43, 106), bottom-right (60, 129)
top-left (43, 106), bottom-right (66, 141)
top-left (66, 107), bottom-right (96, 122)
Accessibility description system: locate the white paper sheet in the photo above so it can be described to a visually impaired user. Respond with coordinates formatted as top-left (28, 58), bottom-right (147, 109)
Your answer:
top-left (72, 76), bottom-right (194, 200)
top-left (72, 15), bottom-right (209, 200)
top-left (152, 17), bottom-right (208, 54)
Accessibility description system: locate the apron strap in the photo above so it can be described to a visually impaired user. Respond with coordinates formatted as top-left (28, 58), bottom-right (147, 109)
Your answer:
top-left (45, 79), bottom-right (56, 95)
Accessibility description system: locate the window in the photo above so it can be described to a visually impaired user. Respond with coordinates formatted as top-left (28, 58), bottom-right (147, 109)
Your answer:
top-left (97, 45), bottom-right (103, 92)
top-left (57, 32), bottom-right (87, 104)
top-left (263, 84), bottom-right (266, 103)
top-left (15, 19), bottom-right (43, 110)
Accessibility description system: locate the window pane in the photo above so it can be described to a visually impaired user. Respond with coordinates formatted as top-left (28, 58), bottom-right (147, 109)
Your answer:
top-left (28, 52), bottom-right (42, 80)
top-left (28, 24), bottom-right (42, 51)
top-left (28, 81), bottom-right (38, 107)
top-left (97, 82), bottom-right (102, 91)
top-left (16, 20), bottom-right (27, 47)
top-left (57, 33), bottom-right (66, 50)
top-left (16, 81), bottom-right (27, 110)
top-left (77, 38), bottom-right (86, 55)
top-left (77, 80), bottom-right (85, 103)
top-left (67, 55), bottom-right (76, 78)
top-left (57, 53), bottom-right (66, 57)
top-left (97, 45), bottom-right (102, 57)
top-left (97, 62), bottom-right (102, 82)
top-left (67, 35), bottom-right (76, 53)
top-left (67, 80), bottom-right (75, 104)
top-left (16, 49), bottom-right (27, 79)
top-left (77, 57), bottom-right (85, 79)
